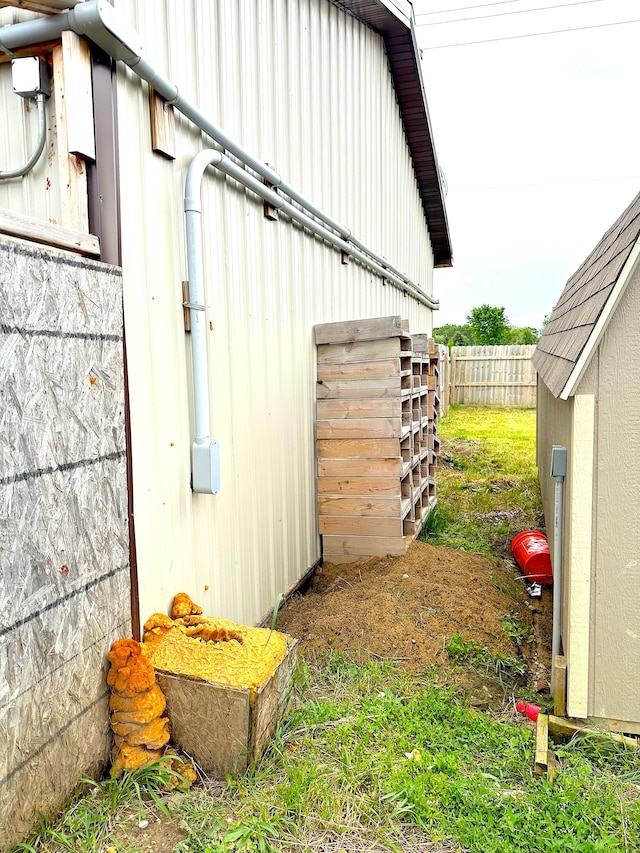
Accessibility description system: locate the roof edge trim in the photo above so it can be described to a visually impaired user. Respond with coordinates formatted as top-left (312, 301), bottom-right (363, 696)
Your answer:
top-left (559, 233), bottom-right (640, 400)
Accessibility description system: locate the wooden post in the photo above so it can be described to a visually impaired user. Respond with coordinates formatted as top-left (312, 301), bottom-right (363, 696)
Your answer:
top-left (553, 655), bottom-right (567, 717)
top-left (52, 35), bottom-right (91, 233)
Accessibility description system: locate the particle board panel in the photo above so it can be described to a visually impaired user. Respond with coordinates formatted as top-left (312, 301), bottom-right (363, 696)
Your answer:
top-left (316, 417), bottom-right (402, 439)
top-left (318, 515), bottom-right (404, 537)
top-left (317, 457), bottom-right (404, 478)
top-left (322, 535), bottom-right (407, 557)
top-left (316, 377), bottom-right (403, 399)
top-left (317, 358), bottom-right (401, 381)
top-left (316, 398), bottom-right (402, 419)
top-left (156, 639), bottom-right (297, 779)
top-left (314, 315), bottom-right (403, 344)
top-left (317, 438), bottom-right (401, 459)
top-left (316, 477), bottom-right (401, 496)
top-left (318, 495), bottom-right (404, 517)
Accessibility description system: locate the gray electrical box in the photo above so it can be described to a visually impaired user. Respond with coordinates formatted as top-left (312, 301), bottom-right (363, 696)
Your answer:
top-left (550, 445), bottom-right (567, 478)
top-left (11, 57), bottom-right (50, 99)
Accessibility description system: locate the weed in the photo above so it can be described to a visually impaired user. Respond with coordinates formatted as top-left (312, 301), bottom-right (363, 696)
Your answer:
top-left (501, 610), bottom-right (534, 647)
top-left (445, 632), bottom-right (484, 664)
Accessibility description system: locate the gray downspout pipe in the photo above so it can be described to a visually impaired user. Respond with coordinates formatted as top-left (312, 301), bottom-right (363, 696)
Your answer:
top-left (184, 146), bottom-right (434, 494)
top-left (0, 93), bottom-right (47, 181)
top-left (184, 151), bottom-right (223, 495)
top-left (550, 444), bottom-right (567, 698)
top-left (0, 1), bottom-right (438, 309)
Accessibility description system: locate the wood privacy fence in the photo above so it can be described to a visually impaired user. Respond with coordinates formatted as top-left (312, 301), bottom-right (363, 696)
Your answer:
top-left (446, 345), bottom-right (537, 407)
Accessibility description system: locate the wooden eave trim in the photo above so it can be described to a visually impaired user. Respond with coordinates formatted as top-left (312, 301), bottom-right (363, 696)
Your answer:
top-left (560, 234), bottom-right (640, 399)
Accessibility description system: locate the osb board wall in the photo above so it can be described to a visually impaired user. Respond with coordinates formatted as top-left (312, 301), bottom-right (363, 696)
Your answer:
top-left (0, 235), bottom-right (130, 851)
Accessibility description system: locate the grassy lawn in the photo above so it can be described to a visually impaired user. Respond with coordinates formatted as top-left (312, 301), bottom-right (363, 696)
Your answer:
top-left (14, 408), bottom-right (640, 853)
top-left (421, 406), bottom-right (543, 558)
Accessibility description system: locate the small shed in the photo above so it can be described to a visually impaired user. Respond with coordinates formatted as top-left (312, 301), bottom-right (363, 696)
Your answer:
top-left (533, 190), bottom-right (640, 732)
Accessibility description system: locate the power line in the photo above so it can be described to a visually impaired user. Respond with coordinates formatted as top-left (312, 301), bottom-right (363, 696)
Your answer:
top-left (451, 175), bottom-right (640, 191)
top-left (421, 16), bottom-right (640, 47)
top-left (418, 0), bottom-right (605, 27)
top-left (416, 0), bottom-right (533, 16)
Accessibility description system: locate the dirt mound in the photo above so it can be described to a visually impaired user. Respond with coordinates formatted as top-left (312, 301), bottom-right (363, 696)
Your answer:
top-left (277, 540), bottom-right (552, 704)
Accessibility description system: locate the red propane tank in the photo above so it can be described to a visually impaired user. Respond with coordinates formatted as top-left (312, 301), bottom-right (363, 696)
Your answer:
top-left (510, 530), bottom-right (553, 585)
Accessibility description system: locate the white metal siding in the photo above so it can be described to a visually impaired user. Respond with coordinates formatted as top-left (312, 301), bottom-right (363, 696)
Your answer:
top-left (0, 52), bottom-right (61, 223)
top-left (116, 0), bottom-right (435, 627)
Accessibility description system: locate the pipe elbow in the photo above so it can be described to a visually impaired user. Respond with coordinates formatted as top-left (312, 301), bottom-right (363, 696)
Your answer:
top-left (184, 149), bottom-right (224, 210)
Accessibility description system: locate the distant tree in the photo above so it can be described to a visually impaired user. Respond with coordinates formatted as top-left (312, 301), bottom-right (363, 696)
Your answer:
top-left (433, 324), bottom-right (474, 348)
top-left (466, 305), bottom-right (510, 345)
top-left (505, 326), bottom-right (539, 345)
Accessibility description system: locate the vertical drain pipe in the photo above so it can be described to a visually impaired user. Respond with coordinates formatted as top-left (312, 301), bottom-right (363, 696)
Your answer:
top-left (184, 149), bottom-right (224, 494)
top-left (550, 444), bottom-right (567, 696)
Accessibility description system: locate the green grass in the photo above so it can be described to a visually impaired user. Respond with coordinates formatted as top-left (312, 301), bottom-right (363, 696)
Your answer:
top-left (419, 406), bottom-right (542, 557)
top-left (14, 407), bottom-right (640, 853)
top-left (19, 657), bottom-right (640, 853)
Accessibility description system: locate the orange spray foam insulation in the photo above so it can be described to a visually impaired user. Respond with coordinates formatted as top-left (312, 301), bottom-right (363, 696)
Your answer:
top-left (107, 592), bottom-right (294, 777)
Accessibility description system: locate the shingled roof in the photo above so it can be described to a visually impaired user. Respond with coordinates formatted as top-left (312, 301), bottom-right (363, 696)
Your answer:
top-left (533, 190), bottom-right (640, 399)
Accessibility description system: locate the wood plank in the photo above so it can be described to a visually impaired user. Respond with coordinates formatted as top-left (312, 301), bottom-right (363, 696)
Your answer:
top-left (317, 358), bottom-right (400, 381)
top-left (0, 209), bottom-right (99, 256)
top-left (317, 458), bottom-right (404, 478)
top-left (319, 516), bottom-right (403, 536)
top-left (548, 715), bottom-right (639, 749)
top-left (61, 31), bottom-right (96, 161)
top-left (412, 333), bottom-right (430, 352)
top-left (316, 418), bottom-right (402, 440)
top-left (314, 315), bottom-right (402, 345)
top-left (52, 43), bottom-right (89, 233)
top-left (322, 534), bottom-right (407, 557)
top-left (316, 438), bottom-right (401, 459)
top-left (316, 477), bottom-right (401, 497)
top-left (318, 496), bottom-right (403, 518)
top-left (0, 0), bottom-right (82, 11)
top-left (316, 398), bottom-right (402, 419)
top-left (317, 338), bottom-right (404, 364)
top-left (149, 88), bottom-right (176, 160)
top-left (316, 378), bottom-right (402, 399)
top-left (553, 655), bottom-right (567, 717)
top-left (534, 713), bottom-right (549, 777)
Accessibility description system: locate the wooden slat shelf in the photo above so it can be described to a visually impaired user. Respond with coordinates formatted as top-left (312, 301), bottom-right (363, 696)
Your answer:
top-left (314, 316), bottom-right (443, 561)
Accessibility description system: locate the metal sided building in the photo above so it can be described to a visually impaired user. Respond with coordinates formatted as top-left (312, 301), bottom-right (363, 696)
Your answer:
top-left (533, 189), bottom-right (640, 734)
top-left (0, 0), bottom-right (451, 845)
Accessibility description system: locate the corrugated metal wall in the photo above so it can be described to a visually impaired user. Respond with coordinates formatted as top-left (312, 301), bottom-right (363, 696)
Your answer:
top-left (0, 18), bottom-right (62, 223)
top-left (116, 0), bottom-right (436, 628)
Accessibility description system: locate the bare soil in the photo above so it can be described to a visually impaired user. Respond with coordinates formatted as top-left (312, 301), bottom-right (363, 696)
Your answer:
top-left (277, 540), bottom-right (553, 708)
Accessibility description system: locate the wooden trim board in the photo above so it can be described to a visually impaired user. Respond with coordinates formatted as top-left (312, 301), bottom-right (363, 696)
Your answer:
top-left (314, 316), bottom-right (403, 344)
top-left (318, 496), bottom-right (404, 517)
top-left (316, 418), bottom-right (402, 439)
top-left (316, 398), bottom-right (402, 419)
top-left (322, 534), bottom-right (407, 557)
top-left (0, 209), bottom-right (99, 256)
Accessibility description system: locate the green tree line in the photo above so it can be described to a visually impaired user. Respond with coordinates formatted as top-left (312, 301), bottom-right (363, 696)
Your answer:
top-left (433, 304), bottom-right (540, 348)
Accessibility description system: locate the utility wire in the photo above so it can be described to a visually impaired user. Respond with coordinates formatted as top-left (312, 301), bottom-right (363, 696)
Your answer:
top-left (452, 175), bottom-right (640, 191)
top-left (416, 0), bottom-right (535, 16)
top-left (419, 0), bottom-right (605, 27)
top-left (421, 16), bottom-right (639, 47)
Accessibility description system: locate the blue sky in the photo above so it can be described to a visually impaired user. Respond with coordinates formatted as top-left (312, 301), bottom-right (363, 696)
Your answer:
top-left (414, 0), bottom-right (640, 329)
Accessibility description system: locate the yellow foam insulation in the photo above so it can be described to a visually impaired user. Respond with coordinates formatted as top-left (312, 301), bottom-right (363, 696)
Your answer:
top-left (141, 593), bottom-right (293, 696)
top-left (106, 637), bottom-right (196, 785)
